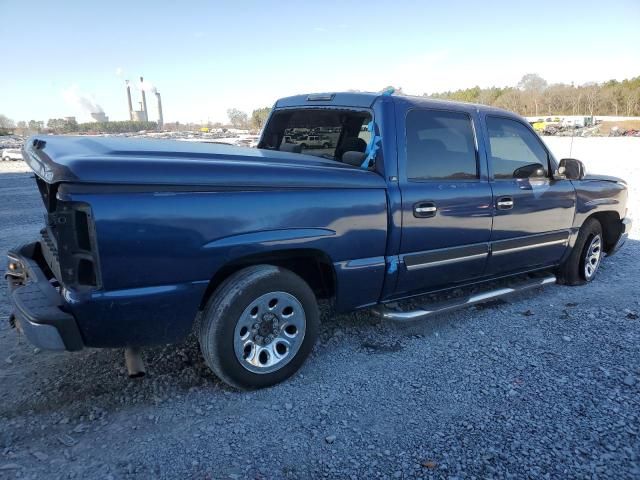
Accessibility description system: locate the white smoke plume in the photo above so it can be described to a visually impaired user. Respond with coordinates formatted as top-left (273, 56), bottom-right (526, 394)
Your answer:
top-left (138, 78), bottom-right (157, 94)
top-left (62, 85), bottom-right (104, 114)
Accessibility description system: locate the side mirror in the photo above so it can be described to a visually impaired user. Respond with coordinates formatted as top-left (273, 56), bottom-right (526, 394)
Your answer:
top-left (558, 158), bottom-right (586, 180)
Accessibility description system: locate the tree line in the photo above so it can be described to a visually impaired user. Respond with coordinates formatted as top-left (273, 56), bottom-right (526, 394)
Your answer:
top-left (0, 109), bottom-right (269, 135)
top-left (426, 74), bottom-right (640, 117)
top-left (0, 117), bottom-right (158, 135)
top-left (226, 107), bottom-right (271, 130)
top-left (226, 75), bottom-right (640, 125)
top-left (2, 74), bottom-right (639, 136)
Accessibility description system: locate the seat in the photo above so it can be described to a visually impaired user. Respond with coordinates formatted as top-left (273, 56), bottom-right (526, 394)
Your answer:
top-left (280, 142), bottom-right (302, 154)
top-left (342, 151), bottom-right (367, 167)
top-left (336, 137), bottom-right (367, 161)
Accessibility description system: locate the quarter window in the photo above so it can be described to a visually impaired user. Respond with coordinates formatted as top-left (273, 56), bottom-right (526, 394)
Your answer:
top-left (406, 110), bottom-right (478, 180)
top-left (486, 116), bottom-right (549, 179)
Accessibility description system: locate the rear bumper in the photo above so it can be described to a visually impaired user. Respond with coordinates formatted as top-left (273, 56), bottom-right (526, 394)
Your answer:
top-left (6, 242), bottom-right (84, 351)
top-left (609, 217), bottom-right (632, 256)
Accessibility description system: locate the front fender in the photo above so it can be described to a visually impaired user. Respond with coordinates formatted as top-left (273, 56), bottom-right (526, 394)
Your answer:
top-left (573, 179), bottom-right (627, 228)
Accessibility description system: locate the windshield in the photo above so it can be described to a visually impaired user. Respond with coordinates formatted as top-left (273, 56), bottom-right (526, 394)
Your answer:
top-left (260, 108), bottom-right (371, 162)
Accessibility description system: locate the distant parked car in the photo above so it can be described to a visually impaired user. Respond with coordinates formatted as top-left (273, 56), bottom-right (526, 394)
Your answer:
top-left (299, 135), bottom-right (331, 149)
top-left (2, 148), bottom-right (23, 161)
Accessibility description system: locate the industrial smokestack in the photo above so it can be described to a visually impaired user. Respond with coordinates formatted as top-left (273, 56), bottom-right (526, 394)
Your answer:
top-left (140, 76), bottom-right (148, 122)
top-left (155, 91), bottom-right (163, 130)
top-left (126, 80), bottom-right (133, 121)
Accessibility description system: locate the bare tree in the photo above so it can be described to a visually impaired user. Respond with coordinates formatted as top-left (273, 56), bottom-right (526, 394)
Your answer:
top-left (543, 84), bottom-right (569, 116)
top-left (27, 120), bottom-right (45, 132)
top-left (601, 86), bottom-right (623, 116)
top-left (623, 88), bottom-right (640, 116)
top-left (226, 108), bottom-right (249, 129)
top-left (250, 107), bottom-right (271, 130)
top-left (495, 88), bottom-right (522, 113)
top-left (0, 114), bottom-right (15, 130)
top-left (582, 83), bottom-right (600, 117)
top-left (518, 74), bottom-right (548, 116)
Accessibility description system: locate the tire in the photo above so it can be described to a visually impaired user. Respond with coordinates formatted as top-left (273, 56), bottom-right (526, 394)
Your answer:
top-left (300, 143), bottom-right (307, 150)
top-left (557, 218), bottom-right (603, 285)
top-left (322, 143), bottom-right (329, 149)
top-left (198, 265), bottom-right (319, 390)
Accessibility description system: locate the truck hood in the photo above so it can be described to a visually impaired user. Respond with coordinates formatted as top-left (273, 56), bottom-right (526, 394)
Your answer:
top-left (583, 173), bottom-right (626, 185)
top-left (23, 135), bottom-right (385, 190)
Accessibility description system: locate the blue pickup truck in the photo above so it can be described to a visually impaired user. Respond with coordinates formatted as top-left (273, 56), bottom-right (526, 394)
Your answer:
top-left (7, 92), bottom-right (631, 389)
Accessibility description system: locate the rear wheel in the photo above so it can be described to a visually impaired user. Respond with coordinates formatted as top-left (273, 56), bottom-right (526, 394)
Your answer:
top-left (198, 265), bottom-right (319, 389)
top-left (557, 218), bottom-right (603, 285)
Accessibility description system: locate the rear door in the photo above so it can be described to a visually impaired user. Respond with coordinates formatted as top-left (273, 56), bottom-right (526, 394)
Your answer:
top-left (394, 107), bottom-right (493, 297)
top-left (482, 115), bottom-right (576, 274)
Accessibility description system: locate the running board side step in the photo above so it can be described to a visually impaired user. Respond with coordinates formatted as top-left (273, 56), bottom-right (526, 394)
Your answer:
top-left (371, 274), bottom-right (556, 322)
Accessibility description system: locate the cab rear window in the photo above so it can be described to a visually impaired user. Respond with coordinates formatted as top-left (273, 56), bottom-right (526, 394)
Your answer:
top-left (260, 109), bottom-right (371, 162)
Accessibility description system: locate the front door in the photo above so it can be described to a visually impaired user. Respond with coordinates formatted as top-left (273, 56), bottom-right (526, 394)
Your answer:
top-left (482, 115), bottom-right (576, 274)
top-left (395, 107), bottom-right (493, 298)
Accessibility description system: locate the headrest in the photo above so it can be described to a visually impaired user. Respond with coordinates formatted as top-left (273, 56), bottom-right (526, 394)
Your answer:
top-left (280, 142), bottom-right (302, 153)
top-left (341, 137), bottom-right (367, 154)
top-left (342, 151), bottom-right (367, 167)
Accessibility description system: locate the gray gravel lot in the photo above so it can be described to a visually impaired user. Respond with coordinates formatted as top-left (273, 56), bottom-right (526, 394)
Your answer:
top-left (1, 138), bottom-right (639, 479)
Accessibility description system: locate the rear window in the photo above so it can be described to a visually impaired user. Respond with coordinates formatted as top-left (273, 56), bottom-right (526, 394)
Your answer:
top-left (406, 109), bottom-right (478, 180)
top-left (260, 109), bottom-right (371, 161)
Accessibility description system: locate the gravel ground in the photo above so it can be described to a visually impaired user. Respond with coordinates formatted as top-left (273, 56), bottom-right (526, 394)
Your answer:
top-left (1, 138), bottom-right (639, 479)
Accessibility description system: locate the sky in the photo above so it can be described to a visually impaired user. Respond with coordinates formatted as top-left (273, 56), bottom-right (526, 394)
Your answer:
top-left (1, 0), bottom-right (639, 124)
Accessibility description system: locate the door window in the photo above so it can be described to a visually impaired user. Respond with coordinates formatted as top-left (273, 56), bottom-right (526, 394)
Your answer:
top-left (486, 116), bottom-right (549, 179)
top-left (406, 110), bottom-right (478, 180)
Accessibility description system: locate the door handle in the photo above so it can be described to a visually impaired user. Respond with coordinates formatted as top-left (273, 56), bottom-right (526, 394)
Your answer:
top-left (414, 201), bottom-right (437, 218)
top-left (497, 197), bottom-right (514, 210)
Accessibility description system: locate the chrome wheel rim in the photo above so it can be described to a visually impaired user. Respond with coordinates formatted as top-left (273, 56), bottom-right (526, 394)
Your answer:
top-left (584, 234), bottom-right (602, 280)
top-left (233, 291), bottom-right (306, 374)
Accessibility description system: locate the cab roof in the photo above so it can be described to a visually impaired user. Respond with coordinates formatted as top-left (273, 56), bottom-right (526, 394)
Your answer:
top-left (274, 91), bottom-right (517, 117)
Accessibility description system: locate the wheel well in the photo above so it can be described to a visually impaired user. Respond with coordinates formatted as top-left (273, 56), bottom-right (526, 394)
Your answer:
top-left (587, 211), bottom-right (621, 253)
top-left (199, 249), bottom-right (336, 309)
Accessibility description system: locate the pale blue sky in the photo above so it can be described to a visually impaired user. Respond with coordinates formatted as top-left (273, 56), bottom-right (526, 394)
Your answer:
top-left (1, 0), bottom-right (639, 123)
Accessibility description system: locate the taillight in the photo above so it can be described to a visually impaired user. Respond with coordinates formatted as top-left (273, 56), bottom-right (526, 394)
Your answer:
top-left (48, 202), bottom-right (100, 289)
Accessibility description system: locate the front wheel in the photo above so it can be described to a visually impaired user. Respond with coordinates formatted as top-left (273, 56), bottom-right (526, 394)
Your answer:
top-left (557, 218), bottom-right (603, 285)
top-left (198, 265), bottom-right (319, 389)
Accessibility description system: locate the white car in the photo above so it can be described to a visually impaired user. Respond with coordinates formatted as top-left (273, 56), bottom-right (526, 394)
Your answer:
top-left (1, 148), bottom-right (22, 161)
top-left (299, 135), bottom-right (331, 149)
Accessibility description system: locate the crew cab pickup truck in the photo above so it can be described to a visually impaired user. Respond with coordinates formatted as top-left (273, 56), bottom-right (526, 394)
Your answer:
top-left (7, 92), bottom-right (631, 389)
